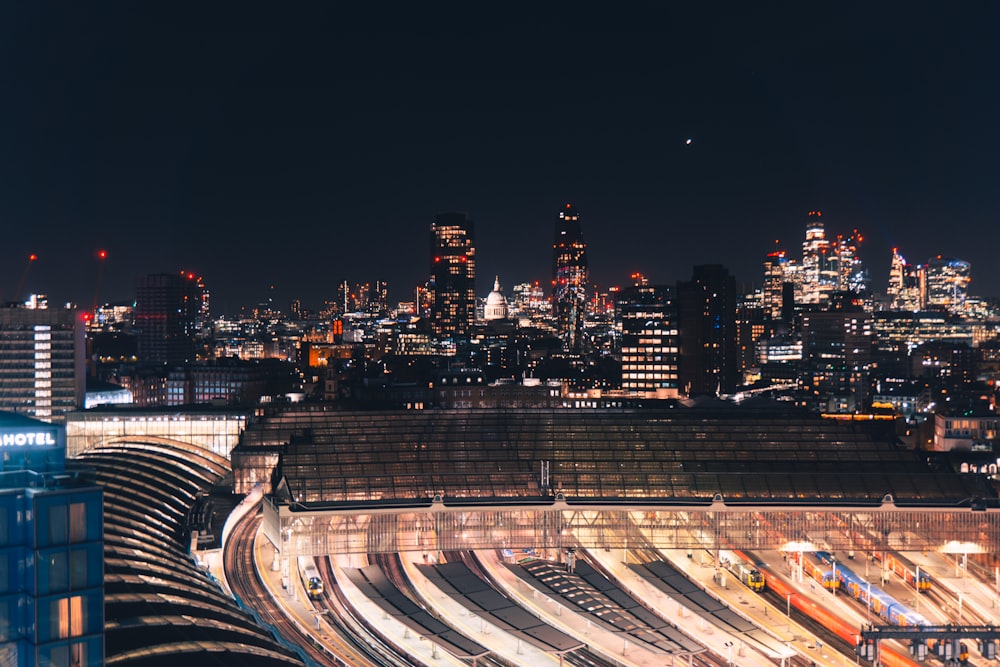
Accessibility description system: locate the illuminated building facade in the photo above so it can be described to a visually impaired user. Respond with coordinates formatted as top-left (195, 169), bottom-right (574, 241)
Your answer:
top-left (677, 264), bottom-right (739, 396)
top-left (799, 298), bottom-right (875, 413)
top-left (765, 213), bottom-right (869, 315)
top-left (0, 412), bottom-right (104, 667)
top-left (0, 305), bottom-right (85, 423)
top-left (429, 212), bottom-right (476, 337)
top-left (799, 210), bottom-right (833, 305)
top-left (616, 277), bottom-right (678, 395)
top-left (925, 256), bottom-right (971, 314)
top-left (873, 312), bottom-right (973, 357)
top-left (552, 204), bottom-right (588, 353)
top-left (135, 272), bottom-right (208, 365)
top-left (886, 248), bottom-right (925, 311)
top-left (762, 250), bottom-right (789, 320)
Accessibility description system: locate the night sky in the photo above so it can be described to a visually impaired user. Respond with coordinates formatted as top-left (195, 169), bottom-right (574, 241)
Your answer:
top-left (3, 4), bottom-right (999, 314)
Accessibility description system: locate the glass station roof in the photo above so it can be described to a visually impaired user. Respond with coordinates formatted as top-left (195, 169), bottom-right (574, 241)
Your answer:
top-left (259, 407), bottom-right (991, 508)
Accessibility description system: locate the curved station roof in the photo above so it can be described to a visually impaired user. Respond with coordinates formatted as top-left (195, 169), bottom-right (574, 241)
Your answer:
top-left (73, 439), bottom-right (304, 667)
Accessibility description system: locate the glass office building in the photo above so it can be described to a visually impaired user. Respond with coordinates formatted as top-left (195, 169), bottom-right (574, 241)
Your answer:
top-left (0, 412), bottom-right (104, 667)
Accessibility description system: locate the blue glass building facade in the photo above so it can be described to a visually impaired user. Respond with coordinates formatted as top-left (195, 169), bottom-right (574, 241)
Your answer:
top-left (0, 412), bottom-right (103, 667)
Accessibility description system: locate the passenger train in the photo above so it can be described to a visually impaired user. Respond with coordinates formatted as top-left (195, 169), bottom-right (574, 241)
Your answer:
top-left (872, 551), bottom-right (932, 591)
top-left (816, 552), bottom-right (929, 627)
top-left (719, 551), bottom-right (766, 592)
top-left (784, 549), bottom-right (839, 590)
top-left (299, 556), bottom-right (325, 600)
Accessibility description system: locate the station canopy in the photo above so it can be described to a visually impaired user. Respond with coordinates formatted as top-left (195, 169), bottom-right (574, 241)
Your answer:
top-left (264, 406), bottom-right (994, 509)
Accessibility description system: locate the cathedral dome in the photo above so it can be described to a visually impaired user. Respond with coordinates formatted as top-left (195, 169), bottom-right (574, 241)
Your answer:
top-left (484, 276), bottom-right (509, 321)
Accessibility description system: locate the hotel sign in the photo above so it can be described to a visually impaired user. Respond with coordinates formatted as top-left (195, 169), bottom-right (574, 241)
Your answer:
top-left (0, 429), bottom-right (59, 447)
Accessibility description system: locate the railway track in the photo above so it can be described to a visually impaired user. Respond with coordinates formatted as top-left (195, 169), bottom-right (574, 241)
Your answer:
top-left (224, 505), bottom-right (342, 667)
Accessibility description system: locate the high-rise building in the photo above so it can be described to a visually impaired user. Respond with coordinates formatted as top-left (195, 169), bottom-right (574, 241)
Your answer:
top-left (429, 212), bottom-right (476, 337)
top-left (762, 249), bottom-right (789, 320)
top-left (799, 294), bottom-right (875, 413)
top-left (134, 272), bottom-right (208, 365)
top-left (677, 265), bottom-right (739, 396)
top-left (616, 276), bottom-right (678, 395)
top-left (0, 412), bottom-right (104, 667)
top-left (925, 256), bottom-right (971, 314)
top-left (799, 210), bottom-right (832, 305)
top-left (765, 213), bottom-right (869, 314)
top-left (551, 203), bottom-right (588, 353)
top-left (0, 303), bottom-right (85, 423)
top-left (886, 248), bottom-right (924, 312)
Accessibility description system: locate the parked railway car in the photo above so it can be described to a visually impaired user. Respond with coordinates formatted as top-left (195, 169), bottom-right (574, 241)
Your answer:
top-left (785, 550), bottom-right (839, 590)
top-left (720, 553), bottom-right (765, 592)
top-left (873, 551), bottom-right (932, 591)
top-left (299, 556), bottom-right (324, 600)
top-left (832, 557), bottom-right (928, 627)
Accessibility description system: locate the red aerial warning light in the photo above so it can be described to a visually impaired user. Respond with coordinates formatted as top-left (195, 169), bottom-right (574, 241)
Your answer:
top-left (97, 250), bottom-right (107, 259)
top-left (29, 253), bottom-right (37, 262)
top-left (187, 272), bottom-right (195, 280)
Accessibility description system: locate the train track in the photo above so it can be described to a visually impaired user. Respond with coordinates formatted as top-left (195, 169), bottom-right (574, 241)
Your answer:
top-left (313, 555), bottom-right (417, 667)
top-left (223, 505), bottom-right (343, 667)
top-left (442, 550), bottom-right (639, 667)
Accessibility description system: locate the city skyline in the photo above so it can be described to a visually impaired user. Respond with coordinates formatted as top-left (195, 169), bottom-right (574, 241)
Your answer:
top-left (3, 5), bottom-right (999, 311)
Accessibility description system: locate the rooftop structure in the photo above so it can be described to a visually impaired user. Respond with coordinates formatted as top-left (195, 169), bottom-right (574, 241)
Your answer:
top-left (251, 406), bottom-right (999, 561)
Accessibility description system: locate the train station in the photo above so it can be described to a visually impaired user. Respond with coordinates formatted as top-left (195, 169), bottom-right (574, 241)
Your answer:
top-left (71, 402), bottom-right (1000, 667)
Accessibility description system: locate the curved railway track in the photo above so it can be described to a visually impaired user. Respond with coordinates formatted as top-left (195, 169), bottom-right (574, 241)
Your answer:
top-left (224, 505), bottom-right (342, 667)
top-left (314, 555), bottom-right (418, 667)
top-left (225, 504), bottom-right (410, 667)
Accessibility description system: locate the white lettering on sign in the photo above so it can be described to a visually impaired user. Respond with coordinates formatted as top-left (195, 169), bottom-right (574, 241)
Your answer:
top-left (0, 431), bottom-right (57, 447)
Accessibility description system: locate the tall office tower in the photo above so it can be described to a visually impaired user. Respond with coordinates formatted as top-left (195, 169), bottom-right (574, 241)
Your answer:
top-left (135, 272), bottom-right (207, 365)
top-left (735, 291), bottom-right (767, 381)
top-left (925, 256), bottom-right (971, 314)
top-left (886, 248), bottom-right (906, 305)
top-left (372, 280), bottom-right (389, 313)
top-left (799, 210), bottom-right (835, 305)
top-left (887, 248), bottom-right (924, 311)
top-left (0, 304), bottom-right (85, 423)
top-left (800, 294), bottom-right (874, 413)
top-left (676, 264), bottom-right (739, 396)
top-left (429, 212), bottom-right (476, 337)
top-left (0, 413), bottom-right (104, 667)
top-left (833, 229), bottom-right (869, 294)
top-left (616, 277), bottom-right (678, 395)
top-left (762, 248), bottom-right (790, 320)
top-left (552, 203), bottom-right (589, 353)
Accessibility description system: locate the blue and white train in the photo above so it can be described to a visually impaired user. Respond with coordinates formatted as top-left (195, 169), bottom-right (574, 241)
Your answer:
top-left (814, 551), bottom-right (928, 627)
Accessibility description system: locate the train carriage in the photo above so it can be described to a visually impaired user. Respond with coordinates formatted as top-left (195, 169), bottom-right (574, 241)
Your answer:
top-left (299, 556), bottom-right (324, 600)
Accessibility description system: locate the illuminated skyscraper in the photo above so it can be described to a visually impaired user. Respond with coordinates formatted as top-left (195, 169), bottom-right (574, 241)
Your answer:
top-left (135, 272), bottom-right (208, 365)
top-left (429, 212), bottom-right (476, 337)
top-left (0, 303), bottom-right (85, 423)
top-left (762, 248), bottom-right (790, 320)
top-left (925, 256), bottom-right (971, 314)
top-left (616, 276), bottom-right (678, 395)
top-left (767, 213), bottom-right (869, 313)
top-left (551, 204), bottom-right (588, 353)
top-left (887, 248), bottom-right (924, 311)
top-left (799, 210), bottom-right (831, 304)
